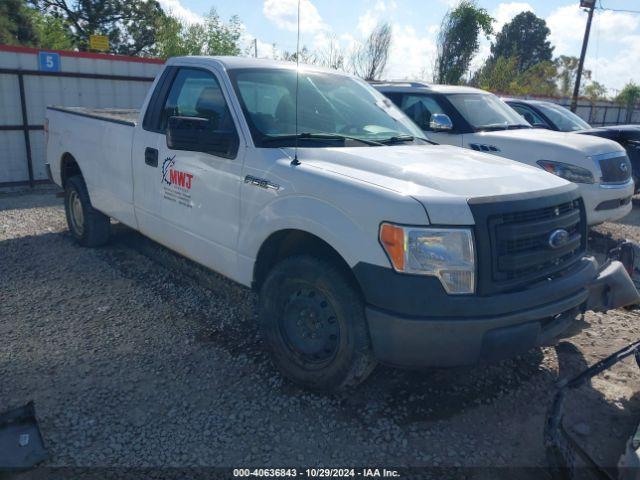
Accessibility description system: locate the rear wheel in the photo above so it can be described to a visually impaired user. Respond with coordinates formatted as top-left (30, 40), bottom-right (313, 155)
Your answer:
top-left (259, 255), bottom-right (376, 391)
top-left (64, 175), bottom-right (110, 247)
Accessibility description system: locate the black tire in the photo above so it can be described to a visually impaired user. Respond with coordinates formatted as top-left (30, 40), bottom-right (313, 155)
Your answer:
top-left (259, 255), bottom-right (377, 391)
top-left (64, 175), bottom-right (110, 247)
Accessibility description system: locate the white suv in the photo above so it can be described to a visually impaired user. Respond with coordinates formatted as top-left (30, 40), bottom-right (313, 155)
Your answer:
top-left (373, 82), bottom-right (634, 226)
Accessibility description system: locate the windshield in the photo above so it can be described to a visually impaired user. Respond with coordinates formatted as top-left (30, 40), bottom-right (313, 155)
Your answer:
top-left (446, 93), bottom-right (530, 131)
top-left (229, 68), bottom-right (426, 147)
top-left (536, 103), bottom-right (591, 131)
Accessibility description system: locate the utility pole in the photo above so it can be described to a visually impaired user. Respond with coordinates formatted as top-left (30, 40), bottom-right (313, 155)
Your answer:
top-left (571, 0), bottom-right (596, 112)
top-left (253, 38), bottom-right (258, 58)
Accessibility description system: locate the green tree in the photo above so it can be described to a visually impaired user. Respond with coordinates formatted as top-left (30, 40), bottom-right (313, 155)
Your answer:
top-left (0, 0), bottom-right (39, 46)
top-left (29, 8), bottom-right (75, 49)
top-left (435, 0), bottom-right (493, 85)
top-left (584, 81), bottom-right (607, 123)
top-left (584, 81), bottom-right (607, 102)
top-left (616, 81), bottom-right (640, 123)
top-left (475, 56), bottom-right (519, 92)
top-left (556, 55), bottom-right (591, 97)
top-left (155, 9), bottom-right (242, 58)
top-left (31, 0), bottom-right (168, 55)
top-left (154, 15), bottom-right (185, 57)
top-left (615, 81), bottom-right (640, 106)
top-left (487, 11), bottom-right (553, 75)
top-left (512, 61), bottom-right (558, 96)
top-left (203, 9), bottom-right (241, 56)
top-left (477, 57), bottom-right (557, 96)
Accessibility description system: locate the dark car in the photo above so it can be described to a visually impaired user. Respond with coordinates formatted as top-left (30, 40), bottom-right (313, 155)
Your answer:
top-left (505, 98), bottom-right (640, 192)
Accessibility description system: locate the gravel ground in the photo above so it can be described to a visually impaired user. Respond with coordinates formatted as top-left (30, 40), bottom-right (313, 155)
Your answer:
top-left (1, 189), bottom-right (639, 477)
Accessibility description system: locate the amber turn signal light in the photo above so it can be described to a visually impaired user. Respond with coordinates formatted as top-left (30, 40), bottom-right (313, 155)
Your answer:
top-left (379, 223), bottom-right (405, 271)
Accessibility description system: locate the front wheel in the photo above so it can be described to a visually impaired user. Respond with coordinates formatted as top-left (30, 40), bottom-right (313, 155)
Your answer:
top-left (64, 175), bottom-right (110, 247)
top-left (259, 255), bottom-right (377, 391)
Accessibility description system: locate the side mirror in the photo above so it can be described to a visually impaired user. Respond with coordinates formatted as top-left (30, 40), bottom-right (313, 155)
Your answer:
top-left (429, 113), bottom-right (453, 132)
top-left (166, 116), bottom-right (238, 159)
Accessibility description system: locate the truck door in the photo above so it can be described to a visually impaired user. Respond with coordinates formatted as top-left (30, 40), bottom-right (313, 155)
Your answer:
top-left (395, 93), bottom-right (463, 147)
top-left (132, 66), bottom-right (244, 280)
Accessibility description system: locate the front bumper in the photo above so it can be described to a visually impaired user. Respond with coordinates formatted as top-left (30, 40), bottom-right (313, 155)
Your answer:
top-left (579, 179), bottom-right (634, 225)
top-left (363, 259), bottom-right (639, 368)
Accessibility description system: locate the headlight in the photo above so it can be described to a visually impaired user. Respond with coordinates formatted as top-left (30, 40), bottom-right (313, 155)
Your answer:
top-left (379, 223), bottom-right (475, 294)
top-left (537, 160), bottom-right (595, 184)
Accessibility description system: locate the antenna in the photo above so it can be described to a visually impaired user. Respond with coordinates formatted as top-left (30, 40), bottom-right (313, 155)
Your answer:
top-left (291, 0), bottom-right (301, 166)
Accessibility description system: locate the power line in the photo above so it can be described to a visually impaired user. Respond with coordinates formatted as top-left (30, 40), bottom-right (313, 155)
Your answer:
top-left (597, 1), bottom-right (640, 14)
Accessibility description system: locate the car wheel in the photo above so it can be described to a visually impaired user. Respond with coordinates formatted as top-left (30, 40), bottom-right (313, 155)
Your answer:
top-left (259, 255), bottom-right (376, 391)
top-left (64, 175), bottom-right (110, 247)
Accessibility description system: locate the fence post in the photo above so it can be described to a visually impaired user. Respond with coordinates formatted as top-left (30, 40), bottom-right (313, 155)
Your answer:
top-left (17, 73), bottom-right (34, 188)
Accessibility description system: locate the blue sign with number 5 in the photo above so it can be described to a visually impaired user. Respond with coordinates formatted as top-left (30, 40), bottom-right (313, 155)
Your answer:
top-left (38, 52), bottom-right (60, 72)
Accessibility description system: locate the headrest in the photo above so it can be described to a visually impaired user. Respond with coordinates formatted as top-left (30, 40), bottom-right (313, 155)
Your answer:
top-left (196, 87), bottom-right (226, 118)
top-left (275, 94), bottom-right (296, 124)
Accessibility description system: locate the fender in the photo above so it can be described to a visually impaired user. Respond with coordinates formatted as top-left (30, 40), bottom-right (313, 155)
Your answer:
top-left (236, 194), bottom-right (393, 286)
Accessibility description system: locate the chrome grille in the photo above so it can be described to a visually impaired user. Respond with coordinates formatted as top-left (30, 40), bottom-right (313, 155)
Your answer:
top-left (598, 154), bottom-right (632, 184)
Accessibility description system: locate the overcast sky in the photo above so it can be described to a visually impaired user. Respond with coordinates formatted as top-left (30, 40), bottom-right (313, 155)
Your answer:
top-left (156, 0), bottom-right (640, 94)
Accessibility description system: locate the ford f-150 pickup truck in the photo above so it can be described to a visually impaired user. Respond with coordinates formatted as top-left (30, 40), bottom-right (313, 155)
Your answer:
top-left (45, 57), bottom-right (639, 391)
top-left (373, 82), bottom-right (634, 226)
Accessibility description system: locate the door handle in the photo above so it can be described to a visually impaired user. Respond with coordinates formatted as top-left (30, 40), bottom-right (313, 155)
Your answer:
top-left (145, 147), bottom-right (158, 167)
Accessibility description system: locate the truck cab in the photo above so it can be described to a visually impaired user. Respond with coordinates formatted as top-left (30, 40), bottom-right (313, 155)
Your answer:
top-left (46, 57), bottom-right (639, 391)
top-left (373, 82), bottom-right (634, 226)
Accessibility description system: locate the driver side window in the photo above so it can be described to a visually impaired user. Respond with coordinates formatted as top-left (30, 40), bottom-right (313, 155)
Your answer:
top-left (400, 94), bottom-right (446, 130)
top-left (160, 68), bottom-right (236, 134)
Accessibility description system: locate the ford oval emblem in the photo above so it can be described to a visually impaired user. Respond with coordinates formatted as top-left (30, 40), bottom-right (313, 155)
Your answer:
top-left (548, 229), bottom-right (569, 249)
top-left (620, 162), bottom-right (629, 172)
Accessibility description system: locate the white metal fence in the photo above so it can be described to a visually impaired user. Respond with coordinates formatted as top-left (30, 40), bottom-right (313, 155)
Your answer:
top-left (0, 45), bottom-right (164, 187)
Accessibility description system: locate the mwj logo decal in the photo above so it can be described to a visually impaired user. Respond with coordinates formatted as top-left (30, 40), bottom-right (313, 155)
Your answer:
top-left (161, 155), bottom-right (194, 207)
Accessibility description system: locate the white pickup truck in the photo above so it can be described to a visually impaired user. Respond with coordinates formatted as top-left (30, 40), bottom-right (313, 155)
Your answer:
top-left (46, 57), bottom-right (639, 391)
top-left (373, 82), bottom-right (635, 226)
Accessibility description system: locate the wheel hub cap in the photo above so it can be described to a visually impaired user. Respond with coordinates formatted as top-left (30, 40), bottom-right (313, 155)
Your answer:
top-left (281, 288), bottom-right (339, 363)
top-left (69, 190), bottom-right (84, 236)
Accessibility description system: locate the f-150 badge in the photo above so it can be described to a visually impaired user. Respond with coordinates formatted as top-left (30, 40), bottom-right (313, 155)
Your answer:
top-left (244, 175), bottom-right (279, 191)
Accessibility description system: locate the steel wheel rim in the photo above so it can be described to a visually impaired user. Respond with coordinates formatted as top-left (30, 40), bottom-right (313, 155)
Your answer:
top-left (279, 287), bottom-right (340, 365)
top-left (69, 190), bottom-right (84, 236)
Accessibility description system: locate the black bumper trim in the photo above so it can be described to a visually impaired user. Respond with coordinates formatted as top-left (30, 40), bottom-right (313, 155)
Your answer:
top-left (366, 288), bottom-right (589, 368)
top-left (353, 257), bottom-right (597, 318)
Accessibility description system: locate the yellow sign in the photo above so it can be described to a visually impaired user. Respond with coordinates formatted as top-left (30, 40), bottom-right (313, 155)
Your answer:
top-left (89, 35), bottom-right (109, 52)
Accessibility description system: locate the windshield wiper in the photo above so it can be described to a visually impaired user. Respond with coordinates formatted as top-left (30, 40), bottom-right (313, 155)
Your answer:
top-left (261, 132), bottom-right (384, 146)
top-left (382, 135), bottom-right (436, 145)
top-left (377, 134), bottom-right (418, 145)
top-left (476, 123), bottom-right (531, 132)
top-left (475, 124), bottom-right (509, 132)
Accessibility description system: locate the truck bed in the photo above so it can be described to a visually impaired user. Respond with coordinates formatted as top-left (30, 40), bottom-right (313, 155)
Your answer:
top-left (47, 106), bottom-right (139, 126)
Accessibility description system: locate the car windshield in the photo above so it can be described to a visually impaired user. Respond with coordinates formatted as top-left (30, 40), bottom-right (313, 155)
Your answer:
top-left (536, 103), bottom-right (591, 131)
top-left (228, 68), bottom-right (427, 147)
top-left (446, 93), bottom-right (531, 131)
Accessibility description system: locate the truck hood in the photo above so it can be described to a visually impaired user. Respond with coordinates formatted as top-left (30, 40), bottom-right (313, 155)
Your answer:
top-left (473, 127), bottom-right (626, 156)
top-left (295, 144), bottom-right (573, 224)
